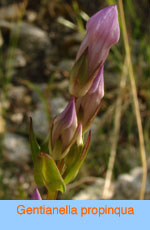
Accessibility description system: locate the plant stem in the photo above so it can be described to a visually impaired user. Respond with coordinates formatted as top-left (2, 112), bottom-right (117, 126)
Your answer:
top-left (47, 191), bottom-right (58, 200)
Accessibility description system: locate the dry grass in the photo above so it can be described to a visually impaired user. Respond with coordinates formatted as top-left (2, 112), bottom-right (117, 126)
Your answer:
top-left (118, 0), bottom-right (147, 200)
top-left (103, 57), bottom-right (128, 199)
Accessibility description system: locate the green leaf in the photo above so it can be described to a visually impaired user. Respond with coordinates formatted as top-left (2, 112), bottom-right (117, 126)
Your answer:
top-left (29, 117), bottom-right (41, 163)
top-left (40, 140), bottom-right (50, 155)
top-left (34, 152), bottom-right (66, 193)
top-left (34, 154), bottom-right (45, 186)
top-left (64, 131), bottom-right (91, 184)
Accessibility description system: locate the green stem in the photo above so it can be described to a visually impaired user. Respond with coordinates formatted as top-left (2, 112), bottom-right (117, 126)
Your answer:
top-left (47, 190), bottom-right (58, 200)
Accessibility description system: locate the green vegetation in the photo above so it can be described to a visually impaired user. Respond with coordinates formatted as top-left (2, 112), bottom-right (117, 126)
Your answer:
top-left (0, 0), bottom-right (149, 200)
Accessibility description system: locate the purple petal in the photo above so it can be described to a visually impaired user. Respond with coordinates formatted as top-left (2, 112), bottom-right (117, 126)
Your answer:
top-left (76, 34), bottom-right (88, 61)
top-left (51, 99), bottom-right (78, 154)
top-left (58, 98), bottom-right (77, 129)
top-left (87, 5), bottom-right (120, 45)
top-left (76, 5), bottom-right (120, 79)
top-left (76, 66), bottom-right (104, 131)
top-left (88, 5), bottom-right (120, 75)
top-left (88, 65), bottom-right (104, 96)
top-left (32, 188), bottom-right (42, 200)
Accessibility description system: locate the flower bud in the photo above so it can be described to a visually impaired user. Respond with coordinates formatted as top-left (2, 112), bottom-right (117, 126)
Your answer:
top-left (70, 5), bottom-right (120, 97)
top-left (50, 99), bottom-right (79, 160)
top-left (76, 65), bottom-right (104, 132)
top-left (32, 188), bottom-right (42, 200)
top-left (76, 123), bottom-right (83, 146)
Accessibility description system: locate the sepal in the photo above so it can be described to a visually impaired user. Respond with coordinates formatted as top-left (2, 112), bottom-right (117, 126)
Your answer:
top-left (69, 49), bottom-right (91, 97)
top-left (63, 131), bottom-right (91, 184)
top-left (34, 152), bottom-right (66, 194)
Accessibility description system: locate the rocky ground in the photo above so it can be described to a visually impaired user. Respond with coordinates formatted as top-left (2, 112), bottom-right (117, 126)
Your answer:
top-left (0, 0), bottom-right (150, 199)
top-left (73, 166), bottom-right (150, 200)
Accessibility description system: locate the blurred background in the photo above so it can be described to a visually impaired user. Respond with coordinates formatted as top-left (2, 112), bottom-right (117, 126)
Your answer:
top-left (0, 0), bottom-right (150, 200)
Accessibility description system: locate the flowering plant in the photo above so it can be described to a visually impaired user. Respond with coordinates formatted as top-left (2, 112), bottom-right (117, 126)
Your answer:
top-left (29, 5), bottom-right (120, 200)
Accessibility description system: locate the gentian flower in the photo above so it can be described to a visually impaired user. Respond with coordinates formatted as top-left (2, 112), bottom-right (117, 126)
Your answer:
top-left (49, 99), bottom-right (81, 160)
top-left (76, 65), bottom-right (104, 132)
top-left (69, 5), bottom-right (120, 97)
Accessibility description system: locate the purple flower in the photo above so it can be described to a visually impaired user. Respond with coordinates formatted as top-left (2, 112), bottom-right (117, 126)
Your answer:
top-left (76, 65), bottom-right (104, 132)
top-left (70, 5), bottom-right (120, 97)
top-left (32, 188), bottom-right (42, 200)
top-left (50, 99), bottom-right (79, 160)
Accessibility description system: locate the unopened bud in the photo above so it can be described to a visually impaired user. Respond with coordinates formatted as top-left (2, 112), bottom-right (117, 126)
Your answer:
top-left (70, 5), bottom-right (120, 97)
top-left (76, 66), bottom-right (104, 132)
top-left (50, 99), bottom-right (78, 160)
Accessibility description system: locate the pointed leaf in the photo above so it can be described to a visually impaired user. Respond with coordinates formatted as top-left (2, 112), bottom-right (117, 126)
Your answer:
top-left (34, 152), bottom-right (66, 193)
top-left (29, 117), bottom-right (41, 163)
